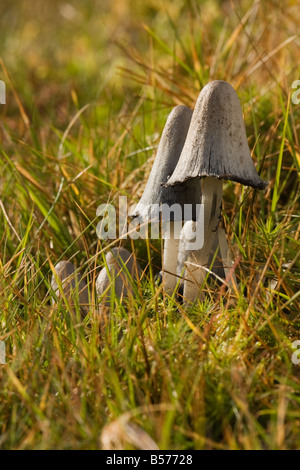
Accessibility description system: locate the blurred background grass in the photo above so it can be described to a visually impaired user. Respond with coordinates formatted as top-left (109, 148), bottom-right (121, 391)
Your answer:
top-left (0, 0), bottom-right (299, 450)
top-left (0, 0), bottom-right (299, 265)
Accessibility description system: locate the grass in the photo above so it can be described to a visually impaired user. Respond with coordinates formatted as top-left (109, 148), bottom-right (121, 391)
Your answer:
top-left (0, 0), bottom-right (299, 450)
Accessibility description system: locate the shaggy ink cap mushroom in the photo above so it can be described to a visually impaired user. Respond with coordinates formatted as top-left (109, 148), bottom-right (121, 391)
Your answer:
top-left (165, 81), bottom-right (267, 303)
top-left (51, 261), bottom-right (90, 316)
top-left (130, 105), bottom-right (202, 293)
top-left (96, 247), bottom-right (142, 306)
top-left (130, 105), bottom-right (201, 222)
top-left (166, 80), bottom-right (268, 189)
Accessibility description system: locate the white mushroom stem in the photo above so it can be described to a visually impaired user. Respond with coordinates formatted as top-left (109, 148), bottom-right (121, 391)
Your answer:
top-left (162, 220), bottom-right (182, 293)
top-left (183, 177), bottom-right (223, 303)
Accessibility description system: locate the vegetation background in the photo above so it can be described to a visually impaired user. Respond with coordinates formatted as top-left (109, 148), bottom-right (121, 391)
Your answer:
top-left (0, 0), bottom-right (299, 450)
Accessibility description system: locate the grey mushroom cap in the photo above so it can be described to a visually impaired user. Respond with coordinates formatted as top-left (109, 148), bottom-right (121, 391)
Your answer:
top-left (96, 247), bottom-right (142, 304)
top-left (165, 80), bottom-right (268, 190)
top-left (51, 261), bottom-right (89, 315)
top-left (130, 105), bottom-right (202, 222)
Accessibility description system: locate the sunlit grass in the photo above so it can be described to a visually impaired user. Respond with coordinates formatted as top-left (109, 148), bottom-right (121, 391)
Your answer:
top-left (0, 0), bottom-right (299, 450)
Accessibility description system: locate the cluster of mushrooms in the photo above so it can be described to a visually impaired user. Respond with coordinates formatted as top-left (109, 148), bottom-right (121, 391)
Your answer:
top-left (51, 80), bottom-right (267, 313)
top-left (51, 247), bottom-right (142, 318)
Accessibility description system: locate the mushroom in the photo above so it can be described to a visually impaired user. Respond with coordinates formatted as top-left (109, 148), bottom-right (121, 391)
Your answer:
top-left (96, 247), bottom-right (142, 306)
top-left (165, 80), bottom-right (268, 303)
top-left (51, 261), bottom-right (90, 317)
top-left (130, 105), bottom-right (202, 293)
top-left (177, 220), bottom-right (225, 282)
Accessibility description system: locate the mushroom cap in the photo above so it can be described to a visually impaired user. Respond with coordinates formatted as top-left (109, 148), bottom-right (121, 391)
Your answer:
top-left (130, 105), bottom-right (202, 222)
top-left (96, 247), bottom-right (141, 304)
top-left (165, 81), bottom-right (268, 190)
top-left (51, 261), bottom-right (89, 315)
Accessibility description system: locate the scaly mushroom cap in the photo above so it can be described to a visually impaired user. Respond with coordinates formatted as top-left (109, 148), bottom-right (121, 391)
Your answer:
top-left (166, 81), bottom-right (268, 190)
top-left (130, 105), bottom-right (201, 222)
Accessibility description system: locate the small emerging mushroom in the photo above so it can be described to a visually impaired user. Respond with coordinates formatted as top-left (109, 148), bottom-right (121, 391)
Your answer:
top-left (130, 105), bottom-right (201, 293)
top-left (51, 261), bottom-right (90, 317)
top-left (165, 80), bottom-right (268, 303)
top-left (96, 247), bottom-right (142, 306)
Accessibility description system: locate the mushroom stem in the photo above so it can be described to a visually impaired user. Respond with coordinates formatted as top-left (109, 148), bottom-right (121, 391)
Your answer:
top-left (181, 223), bottom-right (207, 303)
top-left (183, 177), bottom-right (223, 303)
top-left (162, 220), bottom-right (182, 293)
